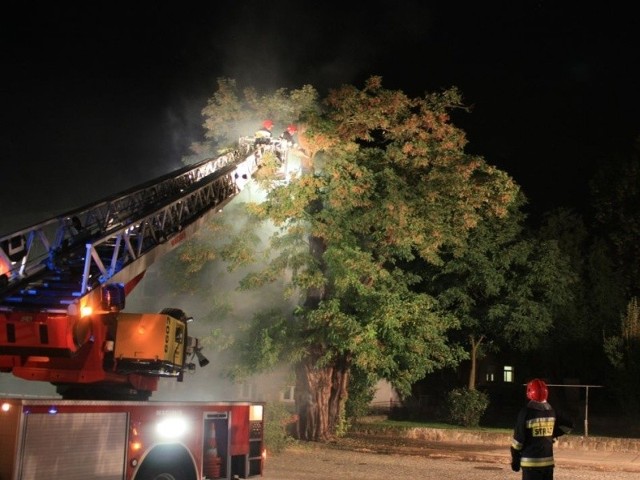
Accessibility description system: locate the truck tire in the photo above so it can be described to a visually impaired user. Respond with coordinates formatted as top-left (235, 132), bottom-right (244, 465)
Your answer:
top-left (134, 444), bottom-right (197, 480)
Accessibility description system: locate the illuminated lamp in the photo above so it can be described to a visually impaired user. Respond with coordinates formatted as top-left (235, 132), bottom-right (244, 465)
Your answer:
top-left (250, 404), bottom-right (263, 421)
top-left (156, 417), bottom-right (188, 439)
top-left (1, 402), bottom-right (11, 412)
top-left (48, 405), bottom-right (58, 415)
top-left (130, 423), bottom-right (143, 452)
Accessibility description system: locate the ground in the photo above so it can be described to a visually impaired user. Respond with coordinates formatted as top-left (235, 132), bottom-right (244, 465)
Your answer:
top-left (261, 438), bottom-right (640, 480)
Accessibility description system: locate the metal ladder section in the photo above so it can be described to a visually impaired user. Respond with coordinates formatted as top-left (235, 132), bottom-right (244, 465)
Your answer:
top-left (0, 146), bottom-right (257, 313)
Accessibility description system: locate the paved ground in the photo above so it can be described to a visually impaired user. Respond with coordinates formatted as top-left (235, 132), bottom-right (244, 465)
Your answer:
top-left (262, 439), bottom-right (640, 480)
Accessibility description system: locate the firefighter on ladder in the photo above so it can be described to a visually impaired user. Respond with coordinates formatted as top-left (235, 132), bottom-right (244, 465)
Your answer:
top-left (255, 119), bottom-right (274, 143)
top-left (253, 119), bottom-right (274, 161)
top-left (279, 124), bottom-right (297, 147)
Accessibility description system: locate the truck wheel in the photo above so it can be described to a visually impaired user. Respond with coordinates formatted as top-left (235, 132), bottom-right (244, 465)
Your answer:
top-left (134, 444), bottom-right (197, 480)
top-left (135, 465), bottom-right (192, 480)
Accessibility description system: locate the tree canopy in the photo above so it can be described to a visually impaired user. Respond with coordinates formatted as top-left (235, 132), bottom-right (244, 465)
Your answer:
top-left (425, 194), bottom-right (575, 389)
top-left (185, 76), bottom-right (521, 439)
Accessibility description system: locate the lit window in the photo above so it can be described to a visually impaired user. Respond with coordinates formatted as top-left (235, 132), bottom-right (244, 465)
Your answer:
top-left (503, 366), bottom-right (514, 383)
top-left (485, 365), bottom-right (496, 383)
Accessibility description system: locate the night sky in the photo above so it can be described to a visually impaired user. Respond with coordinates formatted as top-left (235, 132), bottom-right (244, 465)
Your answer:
top-left (2, 1), bottom-right (639, 233)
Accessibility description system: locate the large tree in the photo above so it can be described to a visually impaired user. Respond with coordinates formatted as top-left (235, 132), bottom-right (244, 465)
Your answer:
top-left (194, 76), bottom-right (519, 440)
top-left (536, 208), bottom-right (625, 381)
top-left (425, 196), bottom-right (575, 390)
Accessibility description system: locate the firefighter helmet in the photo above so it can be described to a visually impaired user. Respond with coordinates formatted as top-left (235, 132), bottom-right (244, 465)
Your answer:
top-left (262, 119), bottom-right (274, 129)
top-left (526, 378), bottom-right (548, 402)
top-left (286, 124), bottom-right (297, 133)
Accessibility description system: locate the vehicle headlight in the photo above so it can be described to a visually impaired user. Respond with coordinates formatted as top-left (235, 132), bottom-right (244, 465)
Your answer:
top-left (156, 417), bottom-right (188, 439)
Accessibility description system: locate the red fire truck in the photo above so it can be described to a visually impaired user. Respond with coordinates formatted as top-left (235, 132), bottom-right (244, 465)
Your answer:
top-left (0, 398), bottom-right (265, 480)
top-left (0, 142), bottom-right (275, 479)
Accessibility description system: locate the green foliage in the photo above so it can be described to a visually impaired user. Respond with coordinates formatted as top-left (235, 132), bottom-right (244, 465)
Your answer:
top-left (538, 209), bottom-right (613, 342)
top-left (535, 208), bottom-right (627, 385)
top-left (159, 240), bottom-right (216, 295)
top-left (604, 297), bottom-right (640, 414)
top-left (345, 366), bottom-right (377, 421)
top-left (590, 151), bottom-right (640, 299)
top-left (200, 77), bottom-right (319, 148)
top-left (603, 297), bottom-right (640, 372)
top-left (158, 217), bottom-right (232, 294)
top-left (603, 335), bottom-right (625, 369)
top-left (263, 402), bottom-right (296, 454)
top-left (425, 194), bottom-right (575, 388)
top-left (445, 388), bottom-right (489, 427)
top-left (193, 76), bottom-right (521, 439)
top-left (334, 403), bottom-right (350, 438)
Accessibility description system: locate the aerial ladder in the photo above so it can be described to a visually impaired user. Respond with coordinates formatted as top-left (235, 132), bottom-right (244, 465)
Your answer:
top-left (0, 142), bottom-right (264, 400)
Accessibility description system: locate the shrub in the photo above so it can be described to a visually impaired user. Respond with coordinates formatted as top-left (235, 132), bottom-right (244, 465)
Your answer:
top-left (263, 402), bottom-right (296, 454)
top-left (445, 388), bottom-right (489, 427)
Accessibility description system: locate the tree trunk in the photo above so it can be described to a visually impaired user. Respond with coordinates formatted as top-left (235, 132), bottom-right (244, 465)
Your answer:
top-left (328, 355), bottom-right (350, 435)
top-left (292, 167), bottom-right (352, 441)
top-left (294, 354), bottom-right (350, 441)
top-left (468, 334), bottom-right (484, 390)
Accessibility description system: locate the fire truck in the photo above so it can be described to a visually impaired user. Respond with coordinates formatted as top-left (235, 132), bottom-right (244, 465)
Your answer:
top-left (0, 138), bottom-right (284, 479)
top-left (0, 398), bottom-right (265, 480)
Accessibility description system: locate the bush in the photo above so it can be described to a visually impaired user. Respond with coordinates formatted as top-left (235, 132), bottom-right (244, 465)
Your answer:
top-left (445, 388), bottom-right (489, 427)
top-left (263, 402), bottom-right (296, 454)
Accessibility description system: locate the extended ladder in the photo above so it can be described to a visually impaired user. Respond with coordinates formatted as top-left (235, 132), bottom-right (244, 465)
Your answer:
top-left (0, 147), bottom-right (257, 313)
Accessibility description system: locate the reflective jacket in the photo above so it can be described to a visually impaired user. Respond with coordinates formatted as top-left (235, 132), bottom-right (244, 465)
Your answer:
top-left (254, 127), bottom-right (272, 145)
top-left (511, 400), bottom-right (572, 468)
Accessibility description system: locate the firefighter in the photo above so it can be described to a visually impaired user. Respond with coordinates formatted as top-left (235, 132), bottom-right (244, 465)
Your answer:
top-left (279, 124), bottom-right (298, 147)
top-left (254, 119), bottom-right (273, 145)
top-left (511, 378), bottom-right (573, 480)
top-left (253, 119), bottom-right (274, 162)
top-left (272, 124), bottom-right (297, 166)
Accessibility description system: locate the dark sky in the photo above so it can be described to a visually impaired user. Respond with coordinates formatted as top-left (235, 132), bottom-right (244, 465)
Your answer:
top-left (2, 1), bottom-right (639, 233)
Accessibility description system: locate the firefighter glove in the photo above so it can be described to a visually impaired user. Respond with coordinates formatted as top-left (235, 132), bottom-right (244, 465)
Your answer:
top-left (510, 447), bottom-right (521, 472)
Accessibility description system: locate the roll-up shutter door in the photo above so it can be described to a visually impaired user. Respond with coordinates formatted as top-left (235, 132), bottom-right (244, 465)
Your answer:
top-left (19, 412), bottom-right (127, 480)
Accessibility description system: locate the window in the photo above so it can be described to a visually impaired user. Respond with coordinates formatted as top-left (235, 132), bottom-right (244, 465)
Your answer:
top-left (503, 365), bottom-right (514, 383)
top-left (485, 365), bottom-right (496, 383)
top-left (280, 386), bottom-right (295, 402)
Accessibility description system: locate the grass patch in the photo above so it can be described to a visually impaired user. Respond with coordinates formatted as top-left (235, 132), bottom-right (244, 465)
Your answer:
top-left (353, 417), bottom-right (512, 434)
